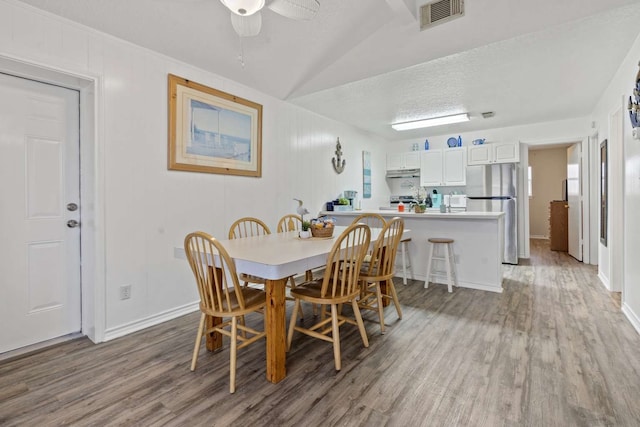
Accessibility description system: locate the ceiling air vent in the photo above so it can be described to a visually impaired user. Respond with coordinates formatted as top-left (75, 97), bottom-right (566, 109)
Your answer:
top-left (420, 0), bottom-right (464, 31)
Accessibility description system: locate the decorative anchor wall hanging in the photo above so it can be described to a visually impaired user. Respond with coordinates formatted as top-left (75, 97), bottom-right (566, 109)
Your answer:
top-left (332, 137), bottom-right (346, 174)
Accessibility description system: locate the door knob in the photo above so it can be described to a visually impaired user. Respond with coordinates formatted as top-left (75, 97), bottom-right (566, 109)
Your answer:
top-left (67, 203), bottom-right (78, 211)
top-left (67, 220), bottom-right (80, 228)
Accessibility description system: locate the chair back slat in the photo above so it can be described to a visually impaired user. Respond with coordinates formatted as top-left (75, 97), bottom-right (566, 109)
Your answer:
top-left (321, 223), bottom-right (371, 298)
top-left (277, 214), bottom-right (302, 233)
top-left (184, 232), bottom-right (246, 315)
top-left (228, 217), bottom-right (271, 239)
top-left (351, 213), bottom-right (386, 229)
top-left (365, 217), bottom-right (404, 278)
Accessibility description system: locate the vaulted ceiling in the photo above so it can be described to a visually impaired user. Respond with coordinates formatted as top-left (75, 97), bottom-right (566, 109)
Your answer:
top-left (17, 0), bottom-right (640, 140)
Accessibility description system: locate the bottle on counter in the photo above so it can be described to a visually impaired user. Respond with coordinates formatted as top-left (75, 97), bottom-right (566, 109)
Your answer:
top-left (424, 139), bottom-right (429, 150)
top-left (398, 201), bottom-right (405, 212)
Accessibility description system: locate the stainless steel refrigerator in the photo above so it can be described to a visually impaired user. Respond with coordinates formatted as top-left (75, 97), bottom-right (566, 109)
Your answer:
top-left (466, 163), bottom-right (518, 264)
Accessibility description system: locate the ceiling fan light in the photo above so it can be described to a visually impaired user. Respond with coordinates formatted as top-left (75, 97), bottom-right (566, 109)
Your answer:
top-left (231, 12), bottom-right (262, 37)
top-left (391, 113), bottom-right (470, 131)
top-left (220, 0), bottom-right (265, 16)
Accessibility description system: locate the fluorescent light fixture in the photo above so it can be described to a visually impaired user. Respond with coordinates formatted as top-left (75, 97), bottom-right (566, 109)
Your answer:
top-left (392, 113), bottom-right (470, 131)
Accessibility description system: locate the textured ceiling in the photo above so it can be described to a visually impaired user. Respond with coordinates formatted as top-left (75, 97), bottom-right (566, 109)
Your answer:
top-left (15, 0), bottom-right (640, 140)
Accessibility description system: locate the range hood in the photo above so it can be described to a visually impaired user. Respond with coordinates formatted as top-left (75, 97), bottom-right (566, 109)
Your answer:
top-left (386, 168), bottom-right (420, 178)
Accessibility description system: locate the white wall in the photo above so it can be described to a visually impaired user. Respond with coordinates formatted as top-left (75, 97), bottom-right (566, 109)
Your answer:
top-left (0, 0), bottom-right (390, 340)
top-left (590, 29), bottom-right (640, 333)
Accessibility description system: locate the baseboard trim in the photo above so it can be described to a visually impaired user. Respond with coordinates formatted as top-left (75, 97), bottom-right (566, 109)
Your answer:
top-left (622, 302), bottom-right (640, 337)
top-left (397, 273), bottom-right (503, 293)
top-left (104, 302), bottom-right (199, 342)
top-left (597, 271), bottom-right (611, 291)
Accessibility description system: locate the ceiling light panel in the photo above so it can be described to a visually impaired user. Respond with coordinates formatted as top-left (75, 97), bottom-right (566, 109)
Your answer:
top-left (392, 113), bottom-right (469, 131)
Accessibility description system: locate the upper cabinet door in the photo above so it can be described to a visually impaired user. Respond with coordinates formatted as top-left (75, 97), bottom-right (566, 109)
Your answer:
top-left (386, 153), bottom-right (403, 170)
top-left (404, 152), bottom-right (421, 169)
top-left (420, 150), bottom-right (443, 186)
top-left (493, 142), bottom-right (520, 163)
top-left (467, 145), bottom-right (492, 165)
top-left (467, 142), bottom-right (519, 165)
top-left (443, 147), bottom-right (467, 185)
top-left (386, 152), bottom-right (421, 170)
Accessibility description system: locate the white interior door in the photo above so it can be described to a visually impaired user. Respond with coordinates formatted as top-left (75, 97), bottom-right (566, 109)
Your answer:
top-left (0, 73), bottom-right (81, 353)
top-left (567, 143), bottom-right (582, 261)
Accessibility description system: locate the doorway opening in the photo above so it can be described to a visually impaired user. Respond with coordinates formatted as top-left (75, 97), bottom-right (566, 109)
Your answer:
top-left (523, 137), bottom-right (592, 265)
top-left (0, 55), bottom-right (104, 357)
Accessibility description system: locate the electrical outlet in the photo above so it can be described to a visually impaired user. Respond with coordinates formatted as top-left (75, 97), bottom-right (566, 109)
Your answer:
top-left (119, 285), bottom-right (131, 300)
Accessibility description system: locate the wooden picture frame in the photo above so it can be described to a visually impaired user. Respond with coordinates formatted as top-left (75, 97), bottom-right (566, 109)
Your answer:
top-left (168, 74), bottom-right (262, 177)
top-left (600, 139), bottom-right (607, 246)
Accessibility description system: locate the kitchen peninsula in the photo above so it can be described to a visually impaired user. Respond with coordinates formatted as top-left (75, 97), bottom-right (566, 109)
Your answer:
top-left (320, 210), bottom-right (505, 293)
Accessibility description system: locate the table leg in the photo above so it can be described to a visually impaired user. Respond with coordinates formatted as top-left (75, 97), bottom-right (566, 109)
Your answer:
top-left (265, 278), bottom-right (287, 383)
top-left (205, 315), bottom-right (223, 351)
top-left (380, 280), bottom-right (390, 307)
top-left (205, 266), bottom-right (223, 351)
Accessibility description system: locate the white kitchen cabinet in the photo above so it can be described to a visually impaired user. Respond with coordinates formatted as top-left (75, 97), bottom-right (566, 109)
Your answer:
top-left (419, 150), bottom-right (442, 186)
top-left (387, 151), bottom-right (421, 170)
top-left (420, 147), bottom-right (466, 187)
top-left (467, 142), bottom-right (520, 165)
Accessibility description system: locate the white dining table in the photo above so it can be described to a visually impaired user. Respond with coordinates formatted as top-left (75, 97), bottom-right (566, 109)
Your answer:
top-left (176, 225), bottom-right (410, 384)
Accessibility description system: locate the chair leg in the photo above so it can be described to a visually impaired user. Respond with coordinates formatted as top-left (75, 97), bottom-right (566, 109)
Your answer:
top-left (351, 299), bottom-right (369, 348)
top-left (424, 242), bottom-right (434, 289)
top-left (287, 276), bottom-right (304, 320)
top-left (401, 242), bottom-right (408, 285)
top-left (191, 313), bottom-right (206, 371)
top-left (444, 243), bottom-right (453, 293)
top-left (287, 299), bottom-right (301, 351)
top-left (330, 304), bottom-right (341, 370)
top-left (387, 279), bottom-right (403, 319)
top-left (230, 316), bottom-right (238, 393)
top-left (449, 243), bottom-right (458, 287)
top-left (374, 282), bottom-right (386, 334)
top-left (239, 315), bottom-right (247, 339)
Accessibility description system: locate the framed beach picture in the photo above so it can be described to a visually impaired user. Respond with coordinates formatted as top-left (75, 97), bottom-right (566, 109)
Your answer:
top-left (168, 74), bottom-right (262, 177)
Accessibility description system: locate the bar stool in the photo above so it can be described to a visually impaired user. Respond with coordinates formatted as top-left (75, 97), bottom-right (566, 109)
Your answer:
top-left (424, 237), bottom-right (456, 293)
top-left (400, 237), bottom-right (414, 285)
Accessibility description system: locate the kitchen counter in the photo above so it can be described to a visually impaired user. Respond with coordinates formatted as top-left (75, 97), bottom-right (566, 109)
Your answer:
top-left (318, 209), bottom-right (505, 293)
top-left (320, 209), bottom-right (503, 220)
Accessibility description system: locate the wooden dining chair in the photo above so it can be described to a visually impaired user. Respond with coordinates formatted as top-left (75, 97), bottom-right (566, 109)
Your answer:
top-left (357, 217), bottom-right (404, 334)
top-left (184, 231), bottom-right (266, 393)
top-left (286, 223), bottom-right (371, 371)
top-left (228, 217), bottom-right (271, 289)
top-left (351, 212), bottom-right (386, 229)
top-left (275, 213), bottom-right (310, 319)
top-left (277, 214), bottom-right (302, 233)
top-left (352, 212), bottom-right (412, 285)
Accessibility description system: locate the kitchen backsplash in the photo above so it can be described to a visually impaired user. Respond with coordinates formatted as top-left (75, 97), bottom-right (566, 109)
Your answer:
top-left (388, 177), bottom-right (466, 197)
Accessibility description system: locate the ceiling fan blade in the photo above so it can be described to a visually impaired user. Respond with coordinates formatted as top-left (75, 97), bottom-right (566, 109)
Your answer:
top-left (267, 0), bottom-right (319, 21)
top-left (230, 11), bottom-right (263, 37)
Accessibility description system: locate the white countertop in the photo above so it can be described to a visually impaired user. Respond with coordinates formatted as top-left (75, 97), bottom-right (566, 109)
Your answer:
top-left (319, 209), bottom-right (504, 220)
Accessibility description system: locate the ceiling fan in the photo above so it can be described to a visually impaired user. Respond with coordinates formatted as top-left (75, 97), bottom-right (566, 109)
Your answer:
top-left (220, 0), bottom-right (320, 37)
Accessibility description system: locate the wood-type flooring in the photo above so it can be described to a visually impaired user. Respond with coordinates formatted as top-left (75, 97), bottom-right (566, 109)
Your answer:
top-left (1, 239), bottom-right (640, 426)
